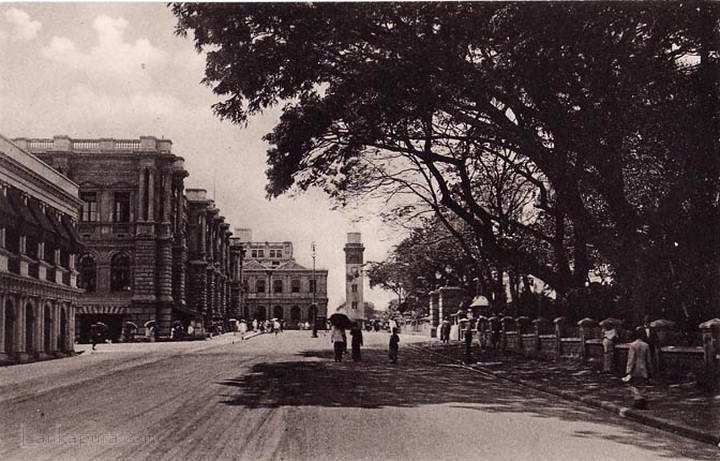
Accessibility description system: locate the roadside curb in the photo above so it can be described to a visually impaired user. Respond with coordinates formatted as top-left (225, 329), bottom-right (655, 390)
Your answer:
top-left (409, 343), bottom-right (720, 447)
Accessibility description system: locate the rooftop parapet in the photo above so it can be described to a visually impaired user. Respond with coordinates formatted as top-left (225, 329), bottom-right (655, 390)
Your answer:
top-left (13, 135), bottom-right (173, 154)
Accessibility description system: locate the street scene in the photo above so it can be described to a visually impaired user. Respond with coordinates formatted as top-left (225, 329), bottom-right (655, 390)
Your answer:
top-left (0, 332), bottom-right (717, 461)
top-left (1, 2), bottom-right (719, 461)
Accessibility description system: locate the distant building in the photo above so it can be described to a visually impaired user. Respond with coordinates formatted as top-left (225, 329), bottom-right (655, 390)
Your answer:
top-left (236, 229), bottom-right (328, 327)
top-left (18, 135), bottom-right (235, 340)
top-left (0, 135), bottom-right (83, 363)
top-left (343, 232), bottom-right (365, 321)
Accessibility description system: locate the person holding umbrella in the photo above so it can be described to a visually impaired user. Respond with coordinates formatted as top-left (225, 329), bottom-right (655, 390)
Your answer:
top-left (329, 311), bottom-right (352, 362)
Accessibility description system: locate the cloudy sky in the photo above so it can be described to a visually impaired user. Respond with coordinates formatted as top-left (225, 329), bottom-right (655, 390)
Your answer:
top-left (0, 3), bottom-right (404, 311)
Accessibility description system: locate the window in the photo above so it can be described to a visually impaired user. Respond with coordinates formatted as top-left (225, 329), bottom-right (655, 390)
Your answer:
top-left (291, 279), bottom-right (300, 293)
top-left (251, 250), bottom-right (258, 258)
top-left (269, 249), bottom-right (282, 258)
top-left (80, 192), bottom-right (98, 222)
top-left (351, 284), bottom-right (358, 293)
top-left (242, 279), bottom-right (249, 293)
top-left (78, 255), bottom-right (96, 293)
top-left (110, 253), bottom-right (132, 292)
top-left (257, 249), bottom-right (265, 258)
top-left (256, 279), bottom-right (266, 293)
top-left (273, 279), bottom-right (283, 293)
top-left (351, 301), bottom-right (358, 310)
top-left (309, 279), bottom-right (316, 293)
top-left (113, 192), bottom-right (131, 222)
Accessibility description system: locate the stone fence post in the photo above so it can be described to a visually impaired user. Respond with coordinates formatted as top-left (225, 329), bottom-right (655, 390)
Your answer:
top-left (533, 317), bottom-right (550, 353)
top-left (476, 316), bottom-right (488, 349)
top-left (700, 318), bottom-right (720, 387)
top-left (649, 318), bottom-right (676, 373)
top-left (516, 316), bottom-right (530, 352)
top-left (553, 317), bottom-right (566, 360)
top-left (577, 317), bottom-right (599, 361)
top-left (501, 316), bottom-right (515, 350)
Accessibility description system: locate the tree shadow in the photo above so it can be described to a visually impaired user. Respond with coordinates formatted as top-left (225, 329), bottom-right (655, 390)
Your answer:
top-left (217, 347), bottom-right (717, 460)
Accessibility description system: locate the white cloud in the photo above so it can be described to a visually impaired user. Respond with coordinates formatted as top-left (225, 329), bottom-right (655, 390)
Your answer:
top-left (2, 8), bottom-right (42, 41)
top-left (41, 14), bottom-right (168, 92)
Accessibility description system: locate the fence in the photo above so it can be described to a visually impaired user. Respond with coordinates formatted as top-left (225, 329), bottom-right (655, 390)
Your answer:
top-left (465, 315), bottom-right (720, 382)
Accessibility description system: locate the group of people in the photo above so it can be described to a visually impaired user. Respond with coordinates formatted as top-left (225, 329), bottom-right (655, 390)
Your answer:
top-left (330, 323), bottom-right (400, 364)
top-left (233, 318), bottom-right (286, 339)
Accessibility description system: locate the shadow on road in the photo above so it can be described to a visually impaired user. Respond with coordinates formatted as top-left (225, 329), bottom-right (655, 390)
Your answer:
top-left (217, 347), bottom-right (716, 461)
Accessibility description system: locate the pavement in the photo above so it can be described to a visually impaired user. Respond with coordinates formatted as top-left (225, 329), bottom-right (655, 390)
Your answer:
top-left (1, 331), bottom-right (718, 461)
top-left (410, 340), bottom-right (720, 447)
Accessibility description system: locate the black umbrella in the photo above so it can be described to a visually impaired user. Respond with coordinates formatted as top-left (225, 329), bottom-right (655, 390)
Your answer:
top-left (329, 313), bottom-right (352, 329)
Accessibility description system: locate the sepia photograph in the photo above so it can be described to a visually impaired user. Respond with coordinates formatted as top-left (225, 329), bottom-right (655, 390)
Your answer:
top-left (0, 2), bottom-right (718, 460)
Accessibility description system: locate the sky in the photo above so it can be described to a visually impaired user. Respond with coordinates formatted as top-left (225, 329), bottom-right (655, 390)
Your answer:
top-left (0, 2), bottom-right (405, 311)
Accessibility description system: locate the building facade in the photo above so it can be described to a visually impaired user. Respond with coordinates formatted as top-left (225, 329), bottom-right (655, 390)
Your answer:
top-left (0, 135), bottom-right (83, 363)
top-left (237, 228), bottom-right (328, 328)
top-left (185, 188), bottom-right (238, 330)
top-left (16, 135), bottom-right (222, 340)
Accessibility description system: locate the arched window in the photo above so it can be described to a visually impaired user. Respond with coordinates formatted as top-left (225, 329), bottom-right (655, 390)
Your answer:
top-left (256, 279), bottom-right (266, 293)
top-left (290, 306), bottom-right (301, 323)
top-left (44, 304), bottom-right (52, 352)
top-left (78, 255), bottom-right (96, 293)
top-left (110, 253), bottom-right (132, 292)
top-left (273, 305), bottom-right (283, 319)
top-left (255, 306), bottom-right (266, 320)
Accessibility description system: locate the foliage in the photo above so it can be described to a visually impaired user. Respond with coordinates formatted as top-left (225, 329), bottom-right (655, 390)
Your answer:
top-left (173, 2), bottom-right (720, 324)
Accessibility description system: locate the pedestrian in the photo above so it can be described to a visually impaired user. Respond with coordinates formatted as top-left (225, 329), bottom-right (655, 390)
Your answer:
top-left (602, 324), bottom-right (618, 372)
top-left (252, 319), bottom-right (258, 331)
top-left (239, 319), bottom-right (248, 340)
top-left (440, 319), bottom-right (451, 344)
top-left (331, 326), bottom-right (346, 362)
top-left (389, 327), bottom-right (400, 364)
top-left (490, 315), bottom-right (501, 349)
top-left (91, 326), bottom-right (99, 351)
top-left (623, 328), bottom-right (653, 409)
top-left (464, 322), bottom-right (473, 364)
top-left (350, 323), bottom-right (364, 361)
top-left (273, 319), bottom-right (281, 336)
top-left (642, 315), bottom-right (659, 374)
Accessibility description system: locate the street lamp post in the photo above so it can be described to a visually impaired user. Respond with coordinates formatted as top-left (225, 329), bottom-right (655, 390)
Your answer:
top-left (311, 241), bottom-right (318, 338)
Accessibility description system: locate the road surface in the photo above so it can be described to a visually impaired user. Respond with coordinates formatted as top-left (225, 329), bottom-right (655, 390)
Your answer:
top-left (0, 331), bottom-right (716, 461)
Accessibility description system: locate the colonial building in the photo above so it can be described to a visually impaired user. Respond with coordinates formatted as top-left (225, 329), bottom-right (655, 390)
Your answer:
top-left (185, 188), bottom-right (238, 330)
top-left (16, 135), bottom-right (198, 340)
top-left (236, 228), bottom-right (328, 328)
top-left (0, 135), bottom-right (83, 363)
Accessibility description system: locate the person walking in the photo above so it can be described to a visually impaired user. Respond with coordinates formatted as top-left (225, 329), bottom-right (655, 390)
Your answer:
top-left (238, 319), bottom-right (248, 340)
top-left (440, 320), bottom-right (451, 344)
top-left (331, 326), bottom-right (346, 362)
top-left (273, 319), bottom-right (281, 336)
top-left (389, 328), bottom-right (400, 364)
top-left (623, 328), bottom-right (653, 409)
top-left (350, 323), bottom-right (364, 361)
top-left (252, 318), bottom-right (258, 332)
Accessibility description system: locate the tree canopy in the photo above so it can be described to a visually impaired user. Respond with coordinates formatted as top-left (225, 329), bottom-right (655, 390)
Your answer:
top-left (173, 2), bottom-right (720, 325)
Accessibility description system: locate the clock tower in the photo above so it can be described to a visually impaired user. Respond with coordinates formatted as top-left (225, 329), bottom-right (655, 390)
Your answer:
top-left (344, 232), bottom-right (365, 321)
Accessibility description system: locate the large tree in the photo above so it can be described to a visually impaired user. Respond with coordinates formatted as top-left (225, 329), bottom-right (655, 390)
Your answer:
top-left (173, 2), bottom-right (719, 324)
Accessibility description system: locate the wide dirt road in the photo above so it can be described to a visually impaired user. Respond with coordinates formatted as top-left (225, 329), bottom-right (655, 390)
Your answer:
top-left (0, 331), bottom-right (716, 461)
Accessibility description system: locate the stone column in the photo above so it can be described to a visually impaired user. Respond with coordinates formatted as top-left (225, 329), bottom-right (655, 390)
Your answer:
top-left (553, 317), bottom-right (566, 360)
top-left (700, 318), bottom-right (720, 385)
top-left (138, 168), bottom-right (146, 222)
top-left (533, 317), bottom-right (550, 353)
top-left (15, 296), bottom-right (26, 358)
top-left (68, 303), bottom-right (76, 353)
top-left (147, 168), bottom-right (155, 222)
top-left (49, 301), bottom-right (58, 354)
top-left (0, 292), bottom-right (5, 355)
top-left (163, 173), bottom-right (172, 223)
top-left (157, 235), bottom-right (174, 337)
top-left (577, 317), bottom-right (598, 362)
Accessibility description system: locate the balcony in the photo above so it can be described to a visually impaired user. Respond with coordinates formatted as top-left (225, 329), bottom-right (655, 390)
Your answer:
top-left (77, 222), bottom-right (136, 239)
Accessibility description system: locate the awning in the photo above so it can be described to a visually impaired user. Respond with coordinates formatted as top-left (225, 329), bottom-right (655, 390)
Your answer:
top-left (0, 190), bottom-right (19, 227)
top-left (61, 215), bottom-right (84, 250)
top-left (28, 198), bottom-right (56, 241)
top-left (7, 189), bottom-right (41, 237)
top-left (49, 212), bottom-right (73, 248)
